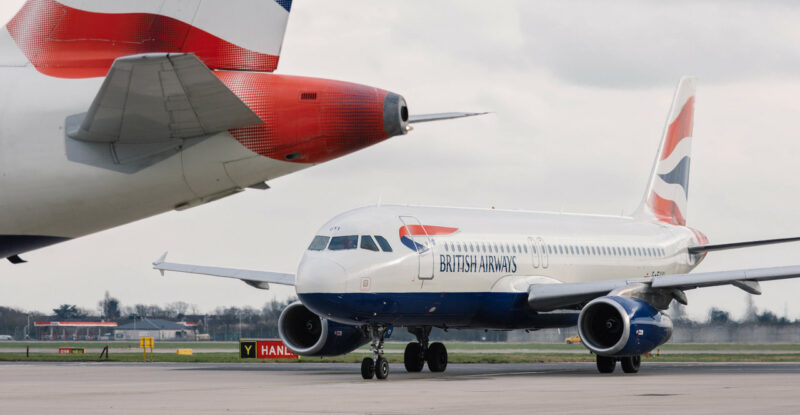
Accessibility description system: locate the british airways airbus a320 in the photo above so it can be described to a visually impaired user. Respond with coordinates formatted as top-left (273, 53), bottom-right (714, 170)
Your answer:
top-left (155, 78), bottom-right (800, 380)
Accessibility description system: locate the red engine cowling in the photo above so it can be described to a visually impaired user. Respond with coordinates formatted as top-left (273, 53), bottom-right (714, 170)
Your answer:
top-left (217, 72), bottom-right (409, 164)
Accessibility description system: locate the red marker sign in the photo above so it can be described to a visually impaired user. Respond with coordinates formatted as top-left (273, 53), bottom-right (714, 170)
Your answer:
top-left (256, 340), bottom-right (297, 359)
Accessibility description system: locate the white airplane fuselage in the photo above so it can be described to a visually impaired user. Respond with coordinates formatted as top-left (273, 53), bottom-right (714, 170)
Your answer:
top-left (295, 205), bottom-right (705, 329)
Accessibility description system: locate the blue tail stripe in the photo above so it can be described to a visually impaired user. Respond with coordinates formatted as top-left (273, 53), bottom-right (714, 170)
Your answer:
top-left (658, 156), bottom-right (691, 194)
top-left (274, 0), bottom-right (292, 12)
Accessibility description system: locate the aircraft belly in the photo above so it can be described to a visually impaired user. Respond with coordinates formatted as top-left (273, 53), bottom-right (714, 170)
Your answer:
top-left (299, 292), bottom-right (578, 329)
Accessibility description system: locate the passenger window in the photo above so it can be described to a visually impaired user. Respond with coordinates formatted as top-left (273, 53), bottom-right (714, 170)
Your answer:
top-left (548, 245), bottom-right (553, 254)
top-left (470, 243), bottom-right (475, 253)
top-left (308, 235), bottom-right (330, 251)
top-left (374, 235), bottom-right (393, 252)
top-left (329, 235), bottom-right (358, 250)
top-left (360, 235), bottom-right (379, 252)
top-left (524, 245), bottom-right (528, 254)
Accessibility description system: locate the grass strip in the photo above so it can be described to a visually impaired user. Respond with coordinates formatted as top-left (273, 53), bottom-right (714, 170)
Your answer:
top-left (3, 352), bottom-right (800, 364)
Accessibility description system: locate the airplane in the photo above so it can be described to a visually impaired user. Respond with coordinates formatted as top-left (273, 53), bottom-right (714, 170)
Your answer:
top-left (0, 0), bottom-right (483, 263)
top-left (154, 77), bottom-right (800, 379)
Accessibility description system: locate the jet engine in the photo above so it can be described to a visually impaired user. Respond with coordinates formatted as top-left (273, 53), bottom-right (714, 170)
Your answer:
top-left (278, 302), bottom-right (369, 356)
top-left (577, 296), bottom-right (673, 357)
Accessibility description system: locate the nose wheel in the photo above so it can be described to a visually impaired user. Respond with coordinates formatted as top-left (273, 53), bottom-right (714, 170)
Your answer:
top-left (361, 326), bottom-right (389, 380)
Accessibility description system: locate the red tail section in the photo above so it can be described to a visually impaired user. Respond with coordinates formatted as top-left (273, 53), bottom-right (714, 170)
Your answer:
top-left (637, 77), bottom-right (696, 226)
top-left (6, 0), bottom-right (291, 78)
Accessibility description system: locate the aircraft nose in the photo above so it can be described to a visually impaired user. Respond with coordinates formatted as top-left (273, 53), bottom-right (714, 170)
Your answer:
top-left (295, 256), bottom-right (346, 294)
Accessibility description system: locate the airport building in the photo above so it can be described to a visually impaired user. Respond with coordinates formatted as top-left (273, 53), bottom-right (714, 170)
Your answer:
top-left (114, 319), bottom-right (199, 341)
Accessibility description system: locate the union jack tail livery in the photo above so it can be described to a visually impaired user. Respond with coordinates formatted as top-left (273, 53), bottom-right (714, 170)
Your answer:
top-left (637, 76), bottom-right (696, 226)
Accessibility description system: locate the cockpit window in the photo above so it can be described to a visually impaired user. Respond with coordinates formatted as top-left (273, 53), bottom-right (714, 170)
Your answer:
top-left (329, 235), bottom-right (358, 250)
top-left (308, 235), bottom-right (330, 251)
top-left (374, 235), bottom-right (393, 252)
top-left (360, 235), bottom-right (379, 252)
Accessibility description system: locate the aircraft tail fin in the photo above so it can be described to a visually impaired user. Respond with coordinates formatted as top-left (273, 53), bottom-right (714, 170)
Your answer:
top-left (634, 77), bottom-right (696, 226)
top-left (5, 0), bottom-right (293, 78)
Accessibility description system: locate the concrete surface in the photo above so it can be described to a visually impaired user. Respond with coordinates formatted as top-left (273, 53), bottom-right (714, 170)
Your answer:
top-left (1, 362), bottom-right (798, 414)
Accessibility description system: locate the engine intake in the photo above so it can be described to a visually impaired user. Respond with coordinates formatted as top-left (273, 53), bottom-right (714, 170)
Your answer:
top-left (278, 302), bottom-right (368, 356)
top-left (578, 296), bottom-right (673, 357)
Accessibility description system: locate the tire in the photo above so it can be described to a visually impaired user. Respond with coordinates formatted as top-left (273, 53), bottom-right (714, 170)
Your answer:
top-left (426, 342), bottom-right (448, 373)
top-left (404, 343), bottom-right (425, 372)
top-left (566, 340), bottom-right (572, 344)
top-left (620, 355), bottom-right (641, 374)
top-left (375, 357), bottom-right (390, 380)
top-left (361, 357), bottom-right (375, 379)
top-left (596, 355), bottom-right (616, 373)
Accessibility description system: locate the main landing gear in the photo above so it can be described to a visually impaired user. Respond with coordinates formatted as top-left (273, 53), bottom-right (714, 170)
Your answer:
top-left (404, 327), bottom-right (448, 373)
top-left (360, 326), bottom-right (449, 380)
top-left (596, 355), bottom-right (641, 374)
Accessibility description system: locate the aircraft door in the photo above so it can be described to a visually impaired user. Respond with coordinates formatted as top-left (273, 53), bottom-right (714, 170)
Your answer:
top-left (537, 237), bottom-right (549, 268)
top-left (528, 237), bottom-right (540, 268)
top-left (399, 216), bottom-right (434, 280)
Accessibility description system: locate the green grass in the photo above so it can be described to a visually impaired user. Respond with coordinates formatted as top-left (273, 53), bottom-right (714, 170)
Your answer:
top-left (3, 351), bottom-right (800, 364)
top-left (0, 341), bottom-right (238, 350)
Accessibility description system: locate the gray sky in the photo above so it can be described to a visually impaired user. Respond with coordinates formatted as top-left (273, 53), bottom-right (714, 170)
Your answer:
top-left (2, 0), bottom-right (800, 321)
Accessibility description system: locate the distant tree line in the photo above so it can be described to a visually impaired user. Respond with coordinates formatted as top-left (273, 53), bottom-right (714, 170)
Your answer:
top-left (0, 292), bottom-right (797, 341)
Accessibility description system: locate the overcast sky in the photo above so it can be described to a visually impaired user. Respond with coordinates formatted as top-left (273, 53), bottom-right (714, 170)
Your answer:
top-left (2, 0), bottom-right (800, 321)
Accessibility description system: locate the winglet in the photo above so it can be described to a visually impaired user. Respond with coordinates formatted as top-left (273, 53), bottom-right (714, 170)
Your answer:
top-left (154, 252), bottom-right (168, 276)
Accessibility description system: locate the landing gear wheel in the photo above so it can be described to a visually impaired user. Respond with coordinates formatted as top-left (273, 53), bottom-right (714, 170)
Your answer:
top-left (621, 355), bottom-right (641, 373)
top-left (596, 355), bottom-right (616, 373)
top-left (375, 357), bottom-right (390, 380)
top-left (361, 357), bottom-right (375, 379)
top-left (426, 342), bottom-right (448, 372)
top-left (404, 342), bottom-right (425, 372)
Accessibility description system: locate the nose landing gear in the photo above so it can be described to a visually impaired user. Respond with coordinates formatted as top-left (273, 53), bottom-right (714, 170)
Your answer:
top-left (361, 326), bottom-right (389, 380)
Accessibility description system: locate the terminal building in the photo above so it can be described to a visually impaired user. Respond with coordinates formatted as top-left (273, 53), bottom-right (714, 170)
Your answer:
top-left (113, 318), bottom-right (199, 340)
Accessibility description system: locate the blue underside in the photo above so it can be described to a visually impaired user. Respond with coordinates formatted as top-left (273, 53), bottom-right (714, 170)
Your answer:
top-left (0, 235), bottom-right (70, 259)
top-left (299, 292), bottom-right (579, 329)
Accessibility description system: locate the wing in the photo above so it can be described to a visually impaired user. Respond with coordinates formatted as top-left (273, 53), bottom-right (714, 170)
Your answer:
top-left (408, 112), bottom-right (489, 124)
top-left (152, 253), bottom-right (294, 290)
top-left (528, 265), bottom-right (800, 311)
top-left (68, 53), bottom-right (262, 144)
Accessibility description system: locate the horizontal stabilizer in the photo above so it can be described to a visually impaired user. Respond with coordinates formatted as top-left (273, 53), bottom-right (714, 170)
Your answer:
top-left (68, 53), bottom-right (263, 144)
top-left (688, 236), bottom-right (800, 254)
top-left (408, 112), bottom-right (489, 124)
top-left (153, 253), bottom-right (294, 290)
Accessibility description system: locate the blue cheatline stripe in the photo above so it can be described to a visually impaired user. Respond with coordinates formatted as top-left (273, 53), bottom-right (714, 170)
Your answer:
top-left (0, 235), bottom-right (70, 259)
top-left (659, 156), bottom-right (691, 194)
top-left (274, 0), bottom-right (292, 12)
top-left (298, 292), bottom-right (579, 329)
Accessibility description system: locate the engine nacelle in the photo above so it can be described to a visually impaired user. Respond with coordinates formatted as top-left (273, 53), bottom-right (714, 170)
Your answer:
top-left (278, 302), bottom-right (368, 357)
top-left (577, 296), bottom-right (673, 357)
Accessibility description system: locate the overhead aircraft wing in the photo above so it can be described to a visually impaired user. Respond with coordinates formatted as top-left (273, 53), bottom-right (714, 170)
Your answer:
top-left (688, 236), bottom-right (800, 254)
top-left (528, 265), bottom-right (800, 311)
top-left (408, 112), bottom-right (489, 124)
top-left (152, 253), bottom-right (294, 290)
top-left (68, 53), bottom-right (263, 144)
